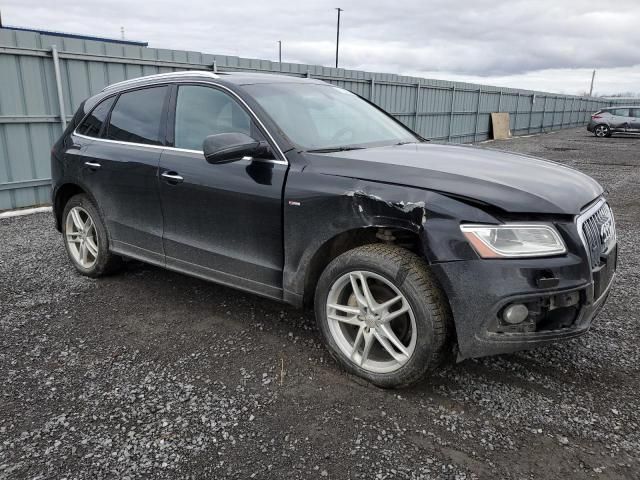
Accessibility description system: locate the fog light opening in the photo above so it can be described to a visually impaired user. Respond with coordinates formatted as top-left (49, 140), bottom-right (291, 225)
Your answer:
top-left (503, 304), bottom-right (529, 324)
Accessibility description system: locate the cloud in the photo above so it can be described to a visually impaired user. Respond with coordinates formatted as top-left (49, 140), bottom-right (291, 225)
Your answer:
top-left (2, 0), bottom-right (639, 94)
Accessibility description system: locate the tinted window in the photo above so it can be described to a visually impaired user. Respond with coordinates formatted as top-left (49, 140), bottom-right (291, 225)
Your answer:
top-left (632, 109), bottom-right (640, 118)
top-left (174, 85), bottom-right (254, 150)
top-left (77, 96), bottom-right (116, 137)
top-left (612, 108), bottom-right (630, 117)
top-left (106, 86), bottom-right (168, 145)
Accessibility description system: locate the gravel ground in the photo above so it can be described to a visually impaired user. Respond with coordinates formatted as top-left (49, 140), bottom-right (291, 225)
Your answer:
top-left (1, 127), bottom-right (639, 479)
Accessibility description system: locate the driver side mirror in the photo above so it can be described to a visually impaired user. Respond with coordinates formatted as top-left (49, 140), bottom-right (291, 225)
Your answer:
top-left (202, 133), bottom-right (266, 164)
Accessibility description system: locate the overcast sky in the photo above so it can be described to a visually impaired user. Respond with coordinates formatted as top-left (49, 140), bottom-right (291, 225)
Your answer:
top-left (3, 0), bottom-right (640, 95)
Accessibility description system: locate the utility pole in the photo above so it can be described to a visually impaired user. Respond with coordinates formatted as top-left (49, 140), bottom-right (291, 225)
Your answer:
top-left (120, 26), bottom-right (125, 40)
top-left (335, 7), bottom-right (343, 68)
top-left (0, 9), bottom-right (4, 28)
top-left (278, 40), bottom-right (282, 65)
top-left (589, 70), bottom-right (596, 96)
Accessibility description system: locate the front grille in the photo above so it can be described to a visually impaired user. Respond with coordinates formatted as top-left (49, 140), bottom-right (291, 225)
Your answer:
top-left (579, 201), bottom-right (616, 269)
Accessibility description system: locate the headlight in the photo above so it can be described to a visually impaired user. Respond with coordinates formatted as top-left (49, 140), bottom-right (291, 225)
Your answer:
top-left (460, 224), bottom-right (566, 258)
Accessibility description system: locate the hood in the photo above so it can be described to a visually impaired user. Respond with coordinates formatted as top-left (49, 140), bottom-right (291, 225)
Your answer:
top-left (306, 143), bottom-right (603, 215)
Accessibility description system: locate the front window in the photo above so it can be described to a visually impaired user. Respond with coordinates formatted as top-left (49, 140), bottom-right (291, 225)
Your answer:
top-left (174, 85), bottom-right (256, 151)
top-left (243, 83), bottom-right (419, 151)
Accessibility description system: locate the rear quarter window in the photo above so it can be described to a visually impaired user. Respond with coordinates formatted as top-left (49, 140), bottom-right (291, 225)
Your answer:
top-left (76, 96), bottom-right (116, 137)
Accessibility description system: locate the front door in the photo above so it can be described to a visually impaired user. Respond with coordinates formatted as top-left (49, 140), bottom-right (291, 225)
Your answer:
top-left (159, 84), bottom-right (287, 299)
top-left (77, 85), bottom-right (169, 264)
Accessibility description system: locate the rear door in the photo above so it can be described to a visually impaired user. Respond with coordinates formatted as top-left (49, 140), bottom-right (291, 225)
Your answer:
top-left (609, 108), bottom-right (630, 131)
top-left (79, 85), bottom-right (169, 264)
top-left (158, 83), bottom-right (288, 299)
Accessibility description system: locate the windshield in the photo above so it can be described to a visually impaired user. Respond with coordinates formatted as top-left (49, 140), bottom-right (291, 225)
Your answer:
top-left (243, 83), bottom-right (419, 151)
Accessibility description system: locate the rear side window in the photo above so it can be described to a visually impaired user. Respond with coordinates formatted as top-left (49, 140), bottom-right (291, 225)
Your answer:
top-left (632, 108), bottom-right (640, 117)
top-left (106, 86), bottom-right (168, 145)
top-left (612, 108), bottom-right (630, 117)
top-left (77, 96), bottom-right (116, 137)
top-left (174, 85), bottom-right (254, 151)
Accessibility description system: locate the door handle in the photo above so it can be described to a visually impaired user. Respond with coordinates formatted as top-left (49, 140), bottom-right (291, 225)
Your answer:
top-left (84, 161), bottom-right (101, 169)
top-left (161, 171), bottom-right (184, 184)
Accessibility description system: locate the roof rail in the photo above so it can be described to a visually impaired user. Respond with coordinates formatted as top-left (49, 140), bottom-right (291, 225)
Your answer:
top-left (102, 70), bottom-right (220, 92)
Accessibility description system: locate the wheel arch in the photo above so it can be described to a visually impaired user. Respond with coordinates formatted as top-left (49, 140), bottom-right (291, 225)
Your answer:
top-left (300, 225), bottom-right (425, 307)
top-left (53, 182), bottom-right (99, 232)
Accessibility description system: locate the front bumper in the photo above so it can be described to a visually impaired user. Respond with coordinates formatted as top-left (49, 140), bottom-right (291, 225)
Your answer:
top-left (431, 245), bottom-right (616, 360)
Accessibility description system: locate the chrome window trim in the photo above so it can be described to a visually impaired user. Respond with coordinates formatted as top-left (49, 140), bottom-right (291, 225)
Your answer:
top-left (73, 80), bottom-right (289, 166)
top-left (74, 131), bottom-right (164, 150)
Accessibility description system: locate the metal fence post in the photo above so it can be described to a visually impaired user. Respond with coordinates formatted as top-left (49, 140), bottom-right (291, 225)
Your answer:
top-left (541, 95), bottom-right (548, 131)
top-left (527, 94), bottom-right (534, 134)
top-left (51, 45), bottom-right (67, 132)
top-left (370, 78), bottom-right (375, 102)
top-left (473, 87), bottom-right (482, 142)
top-left (413, 83), bottom-right (421, 131)
top-left (551, 96), bottom-right (557, 130)
top-left (514, 92), bottom-right (520, 134)
top-left (498, 90), bottom-right (503, 111)
top-left (448, 86), bottom-right (456, 142)
top-left (569, 97), bottom-right (575, 126)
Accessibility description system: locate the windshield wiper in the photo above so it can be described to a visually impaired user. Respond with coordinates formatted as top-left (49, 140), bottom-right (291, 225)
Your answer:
top-left (306, 146), bottom-right (366, 153)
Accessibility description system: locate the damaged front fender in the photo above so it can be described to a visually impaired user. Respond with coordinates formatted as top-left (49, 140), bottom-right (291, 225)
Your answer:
top-left (281, 160), bottom-right (500, 305)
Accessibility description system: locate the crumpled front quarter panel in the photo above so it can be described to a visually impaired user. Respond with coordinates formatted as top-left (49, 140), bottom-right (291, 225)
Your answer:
top-left (282, 157), bottom-right (499, 303)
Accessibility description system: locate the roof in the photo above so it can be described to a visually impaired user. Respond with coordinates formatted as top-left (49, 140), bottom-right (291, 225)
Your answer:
top-left (0, 25), bottom-right (148, 47)
top-left (601, 105), bottom-right (640, 109)
top-left (101, 70), bottom-right (327, 92)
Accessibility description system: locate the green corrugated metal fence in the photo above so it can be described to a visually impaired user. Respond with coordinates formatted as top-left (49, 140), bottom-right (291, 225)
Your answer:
top-left (1, 26), bottom-right (636, 210)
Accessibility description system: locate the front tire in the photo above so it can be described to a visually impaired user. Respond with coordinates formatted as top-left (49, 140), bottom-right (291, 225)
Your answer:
top-left (62, 194), bottom-right (122, 277)
top-left (314, 244), bottom-right (452, 388)
top-left (593, 124), bottom-right (611, 137)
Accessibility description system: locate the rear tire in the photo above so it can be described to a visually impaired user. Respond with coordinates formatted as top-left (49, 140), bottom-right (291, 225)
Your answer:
top-left (593, 124), bottom-right (611, 137)
top-left (314, 244), bottom-right (453, 388)
top-left (62, 194), bottom-right (122, 277)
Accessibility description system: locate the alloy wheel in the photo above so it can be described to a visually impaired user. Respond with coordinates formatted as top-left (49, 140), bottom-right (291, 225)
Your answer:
top-left (65, 206), bottom-right (99, 269)
top-left (594, 125), bottom-right (608, 137)
top-left (326, 270), bottom-right (417, 373)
